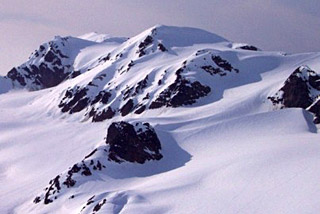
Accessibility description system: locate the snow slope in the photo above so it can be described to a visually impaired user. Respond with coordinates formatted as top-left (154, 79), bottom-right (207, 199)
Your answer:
top-left (0, 25), bottom-right (320, 214)
top-left (78, 32), bottom-right (128, 44)
top-left (0, 76), bottom-right (12, 94)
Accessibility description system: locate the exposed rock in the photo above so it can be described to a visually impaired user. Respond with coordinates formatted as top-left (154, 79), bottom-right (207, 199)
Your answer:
top-left (92, 107), bottom-right (115, 122)
top-left (150, 68), bottom-right (211, 108)
top-left (120, 99), bottom-right (134, 116)
top-left (54, 42), bottom-right (240, 122)
top-left (137, 35), bottom-right (154, 57)
top-left (33, 154), bottom-right (105, 205)
top-left (211, 55), bottom-right (233, 72)
top-left (59, 88), bottom-right (111, 116)
top-left (93, 199), bottom-right (107, 212)
top-left (70, 70), bottom-right (81, 78)
top-left (33, 197), bottom-right (41, 204)
top-left (98, 53), bottom-right (111, 63)
top-left (134, 75), bottom-right (148, 95)
top-left (6, 36), bottom-right (74, 90)
top-left (158, 43), bottom-right (168, 52)
top-left (134, 105), bottom-right (146, 114)
top-left (33, 121), bottom-right (162, 206)
top-left (106, 121), bottom-right (163, 164)
top-left (237, 45), bottom-right (259, 51)
top-left (91, 91), bottom-right (112, 105)
top-left (87, 195), bottom-right (95, 206)
top-left (122, 86), bottom-right (134, 100)
top-left (268, 66), bottom-right (320, 123)
top-left (268, 66), bottom-right (319, 108)
top-left (6, 68), bottom-right (26, 86)
top-left (43, 175), bottom-right (61, 204)
top-left (122, 75), bottom-right (149, 101)
top-left (59, 87), bottom-right (89, 113)
top-left (308, 99), bottom-right (320, 124)
top-left (200, 55), bottom-right (239, 76)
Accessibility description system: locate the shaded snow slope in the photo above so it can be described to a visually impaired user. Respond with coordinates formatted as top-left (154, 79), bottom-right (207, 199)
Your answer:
top-left (0, 25), bottom-right (320, 214)
top-left (0, 76), bottom-right (12, 93)
top-left (78, 32), bottom-right (128, 44)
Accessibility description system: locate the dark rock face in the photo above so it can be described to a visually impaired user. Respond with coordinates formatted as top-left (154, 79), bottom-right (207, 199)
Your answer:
top-left (137, 35), bottom-right (154, 57)
top-left (33, 151), bottom-right (106, 205)
top-left (98, 53), bottom-right (111, 63)
top-left (134, 105), bottom-right (146, 114)
top-left (93, 199), bottom-right (107, 212)
top-left (150, 68), bottom-right (211, 109)
top-left (79, 195), bottom-right (97, 213)
top-left (92, 107), bottom-right (115, 122)
top-left (149, 51), bottom-right (239, 109)
top-left (134, 28), bottom-right (168, 57)
top-left (91, 91), bottom-right (112, 105)
top-left (211, 56), bottom-right (234, 72)
top-left (134, 75), bottom-right (148, 95)
top-left (120, 99), bottom-right (134, 116)
top-left (43, 175), bottom-right (61, 204)
top-left (6, 36), bottom-right (74, 90)
top-left (201, 55), bottom-right (239, 76)
top-left (59, 86), bottom-right (115, 121)
top-left (122, 75), bottom-right (149, 101)
top-left (106, 121), bottom-right (163, 164)
top-left (158, 43), bottom-right (168, 52)
top-left (268, 67), bottom-right (315, 108)
top-left (268, 66), bottom-right (320, 123)
top-left (79, 193), bottom-right (126, 214)
top-left (6, 68), bottom-right (26, 86)
top-left (59, 87), bottom-right (89, 113)
top-left (237, 45), bottom-right (259, 51)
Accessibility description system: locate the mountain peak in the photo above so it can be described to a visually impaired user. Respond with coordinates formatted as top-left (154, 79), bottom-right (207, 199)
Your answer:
top-left (78, 32), bottom-right (109, 42)
top-left (78, 32), bottom-right (128, 44)
top-left (138, 24), bottom-right (228, 47)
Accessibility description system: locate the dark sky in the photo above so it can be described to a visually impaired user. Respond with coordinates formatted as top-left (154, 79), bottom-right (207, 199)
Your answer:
top-left (0, 0), bottom-right (319, 75)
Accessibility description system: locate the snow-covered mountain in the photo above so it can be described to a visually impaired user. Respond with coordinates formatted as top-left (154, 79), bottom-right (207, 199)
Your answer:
top-left (1, 25), bottom-right (320, 214)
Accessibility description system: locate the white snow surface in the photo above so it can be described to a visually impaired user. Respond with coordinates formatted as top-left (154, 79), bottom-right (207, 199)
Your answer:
top-left (0, 25), bottom-right (320, 214)
top-left (78, 32), bottom-right (127, 44)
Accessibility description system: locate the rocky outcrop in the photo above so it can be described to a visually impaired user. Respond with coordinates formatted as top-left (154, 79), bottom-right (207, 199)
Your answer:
top-left (201, 55), bottom-right (239, 76)
top-left (59, 87), bottom-right (89, 113)
top-left (33, 121), bottom-right (162, 205)
top-left (91, 107), bottom-right (115, 122)
top-left (33, 152), bottom-right (105, 205)
top-left (56, 48), bottom-right (240, 121)
top-left (106, 121), bottom-right (163, 164)
top-left (135, 28), bottom-right (168, 57)
top-left (268, 66), bottom-right (320, 123)
top-left (237, 45), bottom-right (259, 51)
top-left (150, 52), bottom-right (239, 109)
top-left (120, 99), bottom-right (134, 116)
top-left (6, 37), bottom-right (77, 90)
top-left (150, 67), bottom-right (211, 108)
